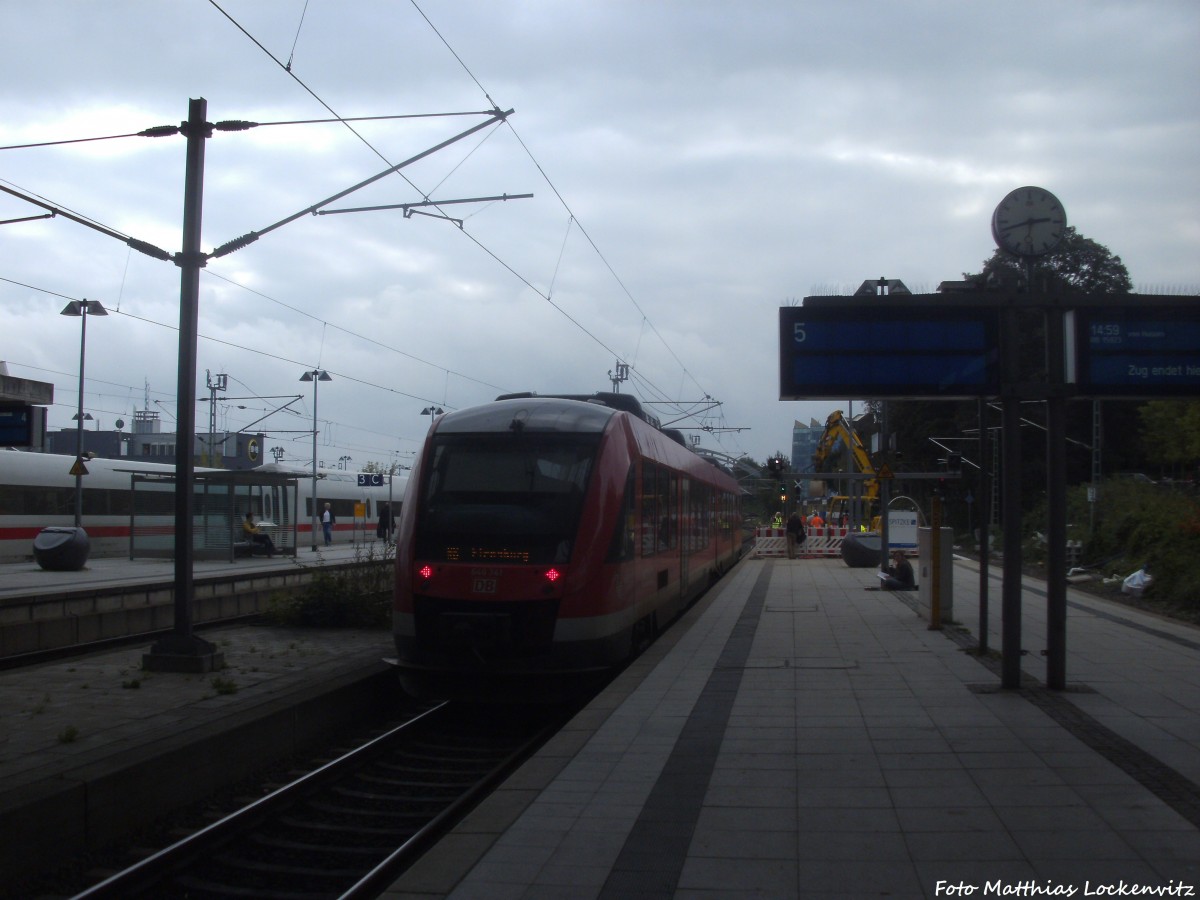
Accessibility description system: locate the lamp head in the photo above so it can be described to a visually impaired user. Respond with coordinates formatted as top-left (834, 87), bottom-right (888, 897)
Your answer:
top-left (60, 300), bottom-right (108, 317)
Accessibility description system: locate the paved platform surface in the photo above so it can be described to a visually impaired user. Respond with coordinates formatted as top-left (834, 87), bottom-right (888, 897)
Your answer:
top-left (385, 555), bottom-right (1200, 899)
top-left (0, 537), bottom-right (389, 602)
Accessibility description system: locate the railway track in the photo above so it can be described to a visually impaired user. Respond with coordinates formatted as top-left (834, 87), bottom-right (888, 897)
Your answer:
top-left (74, 701), bottom-right (570, 899)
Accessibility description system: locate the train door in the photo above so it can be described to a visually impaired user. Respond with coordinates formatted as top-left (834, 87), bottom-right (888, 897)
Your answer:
top-left (280, 485), bottom-right (293, 551)
top-left (679, 477), bottom-right (691, 600)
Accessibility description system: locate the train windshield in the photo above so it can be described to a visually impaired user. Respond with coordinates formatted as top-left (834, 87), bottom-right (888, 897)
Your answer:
top-left (415, 433), bottom-right (599, 564)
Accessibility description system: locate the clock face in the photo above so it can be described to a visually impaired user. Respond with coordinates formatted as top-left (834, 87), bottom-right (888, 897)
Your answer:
top-left (992, 186), bottom-right (1067, 257)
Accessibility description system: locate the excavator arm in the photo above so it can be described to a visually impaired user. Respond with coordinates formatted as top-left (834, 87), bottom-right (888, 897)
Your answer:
top-left (811, 410), bottom-right (879, 502)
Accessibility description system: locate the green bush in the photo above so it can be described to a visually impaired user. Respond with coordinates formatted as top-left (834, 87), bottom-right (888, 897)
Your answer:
top-left (1080, 481), bottom-right (1200, 611)
top-left (267, 542), bottom-right (394, 628)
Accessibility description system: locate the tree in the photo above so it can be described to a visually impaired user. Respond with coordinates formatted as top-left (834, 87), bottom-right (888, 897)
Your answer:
top-left (967, 226), bottom-right (1133, 295)
top-left (1139, 400), bottom-right (1200, 478)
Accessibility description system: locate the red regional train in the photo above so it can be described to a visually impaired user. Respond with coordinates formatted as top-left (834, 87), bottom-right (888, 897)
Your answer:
top-left (391, 392), bottom-right (744, 699)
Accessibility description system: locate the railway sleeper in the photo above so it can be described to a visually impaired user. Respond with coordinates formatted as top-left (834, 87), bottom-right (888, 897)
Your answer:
top-left (249, 831), bottom-right (391, 857)
top-left (331, 785), bottom-right (461, 804)
top-left (298, 809), bottom-right (439, 827)
top-left (274, 820), bottom-right (424, 844)
top-left (354, 771), bottom-right (480, 790)
top-left (209, 851), bottom-right (370, 879)
top-left (175, 873), bottom-right (333, 900)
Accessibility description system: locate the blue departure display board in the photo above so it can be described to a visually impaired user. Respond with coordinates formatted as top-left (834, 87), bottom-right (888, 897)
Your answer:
top-left (779, 306), bottom-right (1001, 399)
top-left (0, 405), bottom-right (33, 446)
top-left (1069, 306), bottom-right (1200, 396)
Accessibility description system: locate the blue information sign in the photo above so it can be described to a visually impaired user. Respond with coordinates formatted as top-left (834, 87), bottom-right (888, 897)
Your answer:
top-left (1068, 307), bottom-right (1200, 396)
top-left (0, 405), bottom-right (33, 446)
top-left (779, 306), bottom-right (1000, 399)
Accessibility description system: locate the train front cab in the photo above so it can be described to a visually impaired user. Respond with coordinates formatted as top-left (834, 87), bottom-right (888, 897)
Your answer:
top-left (391, 399), bottom-right (740, 699)
top-left (392, 403), bottom-right (616, 694)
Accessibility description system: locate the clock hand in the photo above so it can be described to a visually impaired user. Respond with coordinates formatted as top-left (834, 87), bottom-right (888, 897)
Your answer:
top-left (998, 217), bottom-right (1052, 233)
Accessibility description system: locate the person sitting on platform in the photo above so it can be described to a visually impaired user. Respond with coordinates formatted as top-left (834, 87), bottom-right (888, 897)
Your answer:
top-left (879, 550), bottom-right (915, 590)
top-left (243, 512), bottom-right (276, 557)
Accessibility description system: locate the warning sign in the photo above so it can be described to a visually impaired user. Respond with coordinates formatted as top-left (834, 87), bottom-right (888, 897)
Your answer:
top-left (69, 458), bottom-right (89, 477)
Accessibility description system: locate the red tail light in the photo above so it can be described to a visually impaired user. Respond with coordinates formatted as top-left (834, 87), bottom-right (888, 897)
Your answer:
top-left (544, 568), bottom-right (561, 583)
top-left (417, 564), bottom-right (433, 580)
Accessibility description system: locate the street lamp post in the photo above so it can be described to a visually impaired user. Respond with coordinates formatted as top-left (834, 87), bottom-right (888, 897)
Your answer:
top-left (421, 405), bottom-right (444, 421)
top-left (300, 369), bottom-right (332, 551)
top-left (61, 299), bottom-right (107, 528)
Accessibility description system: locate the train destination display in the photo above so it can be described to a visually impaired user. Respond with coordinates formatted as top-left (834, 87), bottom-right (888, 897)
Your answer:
top-left (779, 306), bottom-right (1001, 399)
top-left (1068, 306), bottom-right (1200, 397)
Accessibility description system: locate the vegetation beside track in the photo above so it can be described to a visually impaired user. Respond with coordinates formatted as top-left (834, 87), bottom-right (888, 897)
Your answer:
top-left (266, 541), bottom-right (394, 628)
top-left (952, 479), bottom-right (1200, 625)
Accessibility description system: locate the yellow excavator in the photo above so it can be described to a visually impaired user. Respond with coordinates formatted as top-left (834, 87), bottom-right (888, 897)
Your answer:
top-left (812, 410), bottom-right (881, 530)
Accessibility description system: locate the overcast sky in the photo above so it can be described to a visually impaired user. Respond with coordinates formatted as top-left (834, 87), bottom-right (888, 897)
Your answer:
top-left (2, 0), bottom-right (1197, 471)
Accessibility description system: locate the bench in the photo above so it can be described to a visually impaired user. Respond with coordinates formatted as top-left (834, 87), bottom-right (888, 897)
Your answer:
top-left (232, 540), bottom-right (271, 558)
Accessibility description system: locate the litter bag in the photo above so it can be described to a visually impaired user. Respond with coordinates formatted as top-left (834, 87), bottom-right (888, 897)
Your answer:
top-left (1122, 568), bottom-right (1152, 597)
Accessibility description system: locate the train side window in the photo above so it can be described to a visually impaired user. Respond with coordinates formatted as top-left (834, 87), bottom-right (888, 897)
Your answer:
top-left (692, 483), bottom-right (710, 551)
top-left (641, 463), bottom-right (664, 557)
top-left (639, 463), bottom-right (679, 556)
top-left (607, 466), bottom-right (636, 562)
top-left (82, 487), bottom-right (110, 516)
top-left (108, 488), bottom-right (132, 517)
top-left (667, 470), bottom-right (678, 551)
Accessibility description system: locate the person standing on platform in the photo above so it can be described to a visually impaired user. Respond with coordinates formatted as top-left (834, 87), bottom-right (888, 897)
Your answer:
top-left (785, 512), bottom-right (806, 559)
top-left (322, 502), bottom-right (334, 546)
top-left (376, 504), bottom-right (394, 543)
top-left (809, 510), bottom-right (825, 530)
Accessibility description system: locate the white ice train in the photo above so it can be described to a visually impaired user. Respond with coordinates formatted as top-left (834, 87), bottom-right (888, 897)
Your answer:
top-left (0, 449), bottom-right (407, 563)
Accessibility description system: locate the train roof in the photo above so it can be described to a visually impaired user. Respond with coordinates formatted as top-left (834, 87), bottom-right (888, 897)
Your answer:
top-left (494, 392), bottom-right (661, 429)
top-left (437, 396), bottom-right (618, 436)
top-left (440, 394), bottom-right (735, 481)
